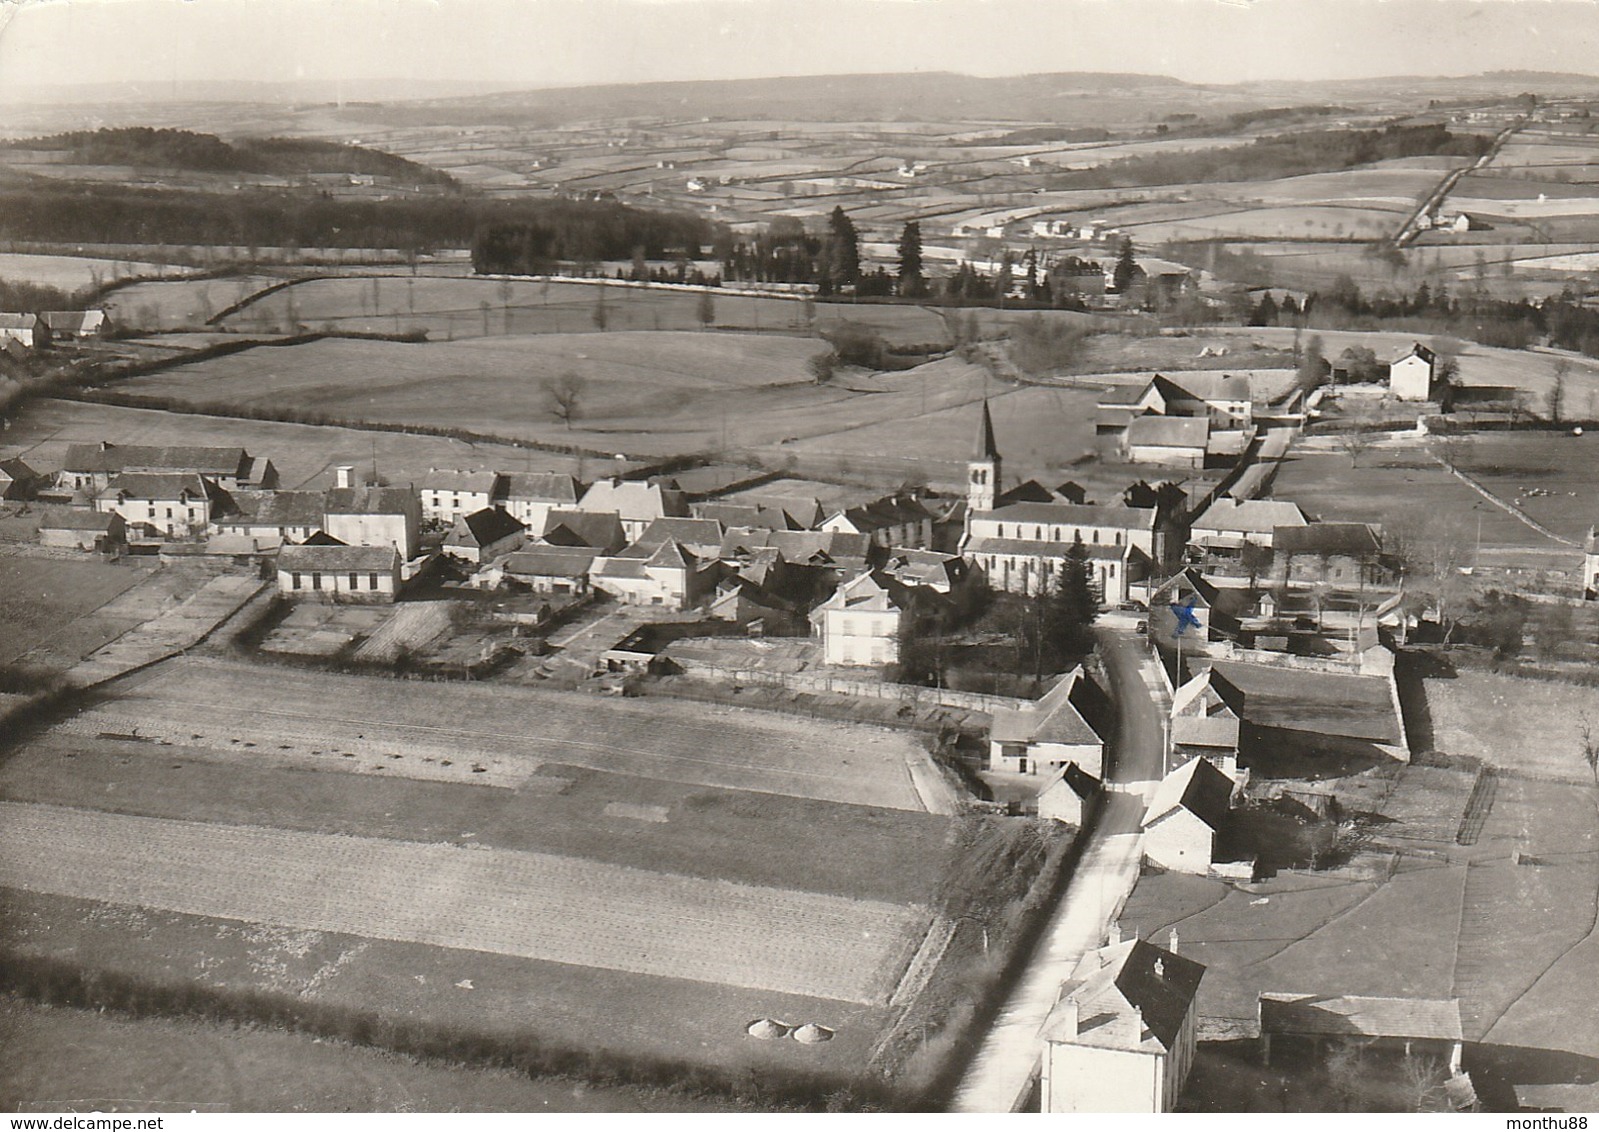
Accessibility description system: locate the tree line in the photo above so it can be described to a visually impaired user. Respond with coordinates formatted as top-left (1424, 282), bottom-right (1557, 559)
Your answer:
top-left (471, 203), bottom-right (716, 270)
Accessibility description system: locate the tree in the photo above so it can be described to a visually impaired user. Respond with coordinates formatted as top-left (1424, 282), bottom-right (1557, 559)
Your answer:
top-left (1339, 427), bottom-right (1373, 468)
top-left (827, 206), bottom-right (860, 292)
top-left (1399, 1053), bottom-right (1452, 1112)
top-left (1045, 536), bottom-right (1099, 661)
top-left (1111, 235), bottom-right (1139, 293)
top-left (807, 351), bottom-right (837, 384)
top-left (1297, 333), bottom-right (1330, 391)
top-left (1548, 357), bottom-right (1571, 423)
top-left (479, 299), bottom-right (491, 336)
top-left (544, 370), bottom-right (586, 429)
top-left (695, 290), bottom-right (715, 330)
top-left (897, 221), bottom-right (924, 297)
top-left (592, 290), bottom-right (610, 331)
top-left (1336, 345), bottom-right (1383, 384)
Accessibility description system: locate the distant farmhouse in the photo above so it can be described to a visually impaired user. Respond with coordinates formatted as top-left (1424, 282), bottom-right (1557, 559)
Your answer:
top-left (1388, 342), bottom-right (1437, 402)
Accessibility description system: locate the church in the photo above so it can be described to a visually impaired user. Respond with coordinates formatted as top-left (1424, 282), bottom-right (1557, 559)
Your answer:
top-left (958, 402), bottom-right (1158, 607)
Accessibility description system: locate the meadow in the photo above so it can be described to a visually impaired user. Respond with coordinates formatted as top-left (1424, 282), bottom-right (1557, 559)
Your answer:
top-left (0, 556), bottom-right (147, 666)
top-left (0, 252), bottom-right (196, 291)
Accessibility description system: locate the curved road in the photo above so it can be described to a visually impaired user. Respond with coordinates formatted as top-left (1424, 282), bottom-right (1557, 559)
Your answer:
top-left (949, 628), bottom-right (1168, 1112)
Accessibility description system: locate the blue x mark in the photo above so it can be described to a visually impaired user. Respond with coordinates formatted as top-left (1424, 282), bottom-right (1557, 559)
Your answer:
top-left (1169, 598), bottom-right (1202, 639)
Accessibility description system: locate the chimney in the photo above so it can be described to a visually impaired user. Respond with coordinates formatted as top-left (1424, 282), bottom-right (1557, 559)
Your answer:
top-left (1108, 922), bottom-right (1122, 946)
top-left (1168, 928), bottom-right (1180, 955)
top-left (1053, 997), bottom-right (1079, 1040)
top-left (335, 465), bottom-right (354, 489)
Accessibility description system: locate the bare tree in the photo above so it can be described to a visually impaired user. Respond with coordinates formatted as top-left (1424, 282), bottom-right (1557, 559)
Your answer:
top-left (696, 290), bottom-right (715, 330)
top-left (807, 351), bottom-right (837, 384)
top-left (544, 370), bottom-right (587, 430)
top-left (479, 300), bottom-right (491, 336)
top-left (1581, 712), bottom-right (1599, 789)
top-left (1400, 1052), bottom-right (1451, 1112)
top-left (592, 290), bottom-right (610, 331)
top-left (1548, 357), bottom-right (1571, 423)
top-left (1339, 428), bottom-right (1374, 469)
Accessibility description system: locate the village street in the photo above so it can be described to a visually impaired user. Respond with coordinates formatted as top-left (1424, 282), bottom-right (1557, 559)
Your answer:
top-left (949, 628), bottom-right (1166, 1112)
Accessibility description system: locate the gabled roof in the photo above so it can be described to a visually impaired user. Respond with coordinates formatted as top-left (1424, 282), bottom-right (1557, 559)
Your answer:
top-left (447, 506), bottom-right (525, 548)
top-left (278, 542), bottom-right (400, 572)
top-left (1393, 342), bottom-right (1437, 365)
top-left (1193, 497), bottom-right (1308, 534)
top-left (539, 508), bottom-right (626, 552)
top-left (324, 485), bottom-right (416, 517)
top-left (1273, 522), bottom-right (1382, 557)
top-left (99, 472), bottom-right (213, 502)
top-left (1144, 756), bottom-right (1233, 832)
top-left (623, 516), bottom-right (724, 555)
top-left (1153, 371), bottom-right (1252, 404)
top-left (1126, 415), bottom-right (1209, 449)
top-left (0, 457), bottom-right (38, 481)
top-left (829, 493), bottom-right (935, 532)
top-left (40, 509), bottom-right (121, 531)
top-left (645, 538), bottom-right (695, 570)
top-left (499, 472), bottom-right (580, 504)
top-left (882, 547), bottom-right (965, 588)
top-left (503, 546), bottom-right (599, 578)
top-left (64, 443), bottom-right (249, 477)
top-left (990, 668), bottom-right (1106, 748)
top-left (578, 478), bottom-right (689, 521)
top-left (41, 310), bottom-right (106, 333)
top-left (230, 490), bottom-right (325, 528)
top-left (979, 500), bottom-right (1157, 530)
top-left (1045, 938), bottom-right (1206, 1054)
top-left (0, 312), bottom-right (41, 330)
top-left (1040, 760), bottom-right (1101, 802)
top-left (1259, 994), bottom-right (1462, 1042)
top-left (1207, 659), bottom-right (1402, 743)
top-left (814, 570), bottom-right (911, 616)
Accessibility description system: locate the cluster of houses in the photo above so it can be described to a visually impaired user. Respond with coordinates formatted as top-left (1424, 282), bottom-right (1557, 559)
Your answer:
top-left (0, 309), bottom-right (111, 357)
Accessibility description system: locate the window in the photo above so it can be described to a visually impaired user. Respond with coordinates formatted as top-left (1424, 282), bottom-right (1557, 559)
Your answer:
top-left (166, 507), bottom-right (173, 519)
top-left (369, 573), bottom-right (379, 589)
top-left (349, 572), bottom-right (359, 589)
top-left (312, 574), bottom-right (322, 590)
top-left (291, 572), bottom-right (302, 590)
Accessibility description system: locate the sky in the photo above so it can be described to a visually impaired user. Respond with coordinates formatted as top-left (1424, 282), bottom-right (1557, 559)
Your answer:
top-left (0, 0), bottom-right (1597, 98)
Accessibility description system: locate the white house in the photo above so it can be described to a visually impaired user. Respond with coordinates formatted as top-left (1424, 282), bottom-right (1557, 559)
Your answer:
top-left (820, 493), bottom-right (935, 549)
top-left (988, 667), bottom-right (1109, 777)
top-left (39, 509), bottom-right (126, 551)
top-left (41, 310), bottom-right (108, 338)
top-left (590, 539), bottom-right (715, 610)
top-left (59, 442), bottom-right (276, 494)
top-left (809, 570), bottom-right (910, 667)
top-left (1041, 937), bottom-right (1205, 1113)
top-left (496, 472), bottom-right (581, 532)
top-left (1170, 666), bottom-right (1243, 775)
top-left (212, 490), bottom-right (326, 548)
top-left (420, 470), bottom-right (504, 525)
top-left (323, 475), bottom-right (422, 560)
top-left (1124, 415), bottom-right (1210, 468)
top-left (277, 542), bottom-right (401, 603)
top-left (1189, 498), bottom-right (1307, 551)
top-left (1388, 343), bottom-right (1437, 402)
top-left (0, 313), bottom-right (42, 348)
top-left (1037, 761), bottom-right (1101, 826)
top-left (95, 472), bottom-right (228, 539)
top-left (1141, 757), bottom-right (1235, 875)
top-left (498, 546), bottom-right (599, 596)
top-left (578, 478), bottom-right (689, 542)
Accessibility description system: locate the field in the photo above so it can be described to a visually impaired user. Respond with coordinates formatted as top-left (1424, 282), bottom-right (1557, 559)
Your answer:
top-left (0, 252), bottom-right (195, 291)
top-left (0, 998), bottom-right (746, 1113)
top-left (102, 274), bottom-right (288, 330)
top-left (62, 655), bottom-right (934, 809)
top-left (0, 555), bottom-right (148, 665)
top-left (0, 399), bottom-right (596, 492)
top-left (1424, 669), bottom-right (1599, 783)
top-left (1454, 432), bottom-right (1599, 544)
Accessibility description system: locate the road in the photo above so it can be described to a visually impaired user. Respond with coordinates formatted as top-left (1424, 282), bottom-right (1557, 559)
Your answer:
top-left (948, 629), bottom-right (1167, 1112)
top-left (1395, 119), bottom-right (1524, 247)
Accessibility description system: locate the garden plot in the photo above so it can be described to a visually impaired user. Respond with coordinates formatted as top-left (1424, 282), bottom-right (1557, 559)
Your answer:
top-left (0, 802), bottom-right (925, 1006)
top-left (1425, 669), bottom-right (1599, 785)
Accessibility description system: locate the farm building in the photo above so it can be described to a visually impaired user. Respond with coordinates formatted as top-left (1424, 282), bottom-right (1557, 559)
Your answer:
top-left (94, 472), bottom-right (232, 539)
top-left (420, 470), bottom-right (505, 525)
top-left (1169, 666), bottom-right (1243, 775)
top-left (1388, 343), bottom-right (1437, 402)
top-left (59, 442), bottom-right (276, 493)
top-left (0, 456), bottom-right (41, 500)
top-left (444, 507), bottom-right (526, 564)
top-left (820, 493), bottom-right (935, 549)
top-left (0, 312), bottom-right (42, 347)
top-left (577, 478), bottom-right (689, 542)
top-left (1203, 657), bottom-right (1408, 770)
top-left (1041, 937), bottom-right (1204, 1113)
top-left (988, 666), bottom-right (1111, 777)
top-left (539, 508), bottom-right (628, 554)
top-left (1141, 757), bottom-right (1234, 875)
top-left (1271, 522), bottom-right (1393, 588)
top-left (809, 570), bottom-right (917, 667)
top-left (496, 472), bottom-right (581, 532)
top-left (1258, 994), bottom-right (1464, 1075)
top-left (277, 542), bottom-right (402, 603)
top-left (212, 490), bottom-right (326, 547)
top-left (38, 509), bottom-right (126, 552)
top-left (41, 309), bottom-right (108, 338)
top-left (498, 546), bottom-right (599, 596)
top-left (323, 478), bottom-right (422, 560)
top-left (1125, 416), bottom-right (1210, 468)
top-left (590, 539), bottom-right (716, 610)
top-left (1189, 498), bottom-right (1307, 552)
top-left (1037, 761), bottom-right (1101, 826)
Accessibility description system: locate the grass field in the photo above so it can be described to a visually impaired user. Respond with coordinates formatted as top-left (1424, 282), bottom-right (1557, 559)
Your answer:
top-left (0, 555), bottom-right (147, 665)
top-left (1424, 670), bottom-right (1599, 783)
top-left (103, 275), bottom-right (287, 330)
top-left (0, 998), bottom-right (747, 1113)
top-left (1454, 432), bottom-right (1599, 543)
top-left (0, 253), bottom-right (195, 291)
top-left (0, 802), bottom-right (925, 1004)
top-left (2, 399), bottom-right (595, 491)
top-left (71, 656), bottom-right (932, 810)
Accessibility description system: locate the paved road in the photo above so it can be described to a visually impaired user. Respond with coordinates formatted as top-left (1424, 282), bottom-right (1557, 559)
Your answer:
top-left (949, 629), bottom-right (1167, 1112)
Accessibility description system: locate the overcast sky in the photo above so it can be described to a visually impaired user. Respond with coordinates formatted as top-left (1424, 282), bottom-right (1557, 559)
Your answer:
top-left (1, 0), bottom-right (1596, 97)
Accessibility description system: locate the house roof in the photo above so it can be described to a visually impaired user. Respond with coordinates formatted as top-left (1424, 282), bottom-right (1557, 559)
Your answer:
top-left (814, 570), bottom-right (912, 616)
top-left (592, 556), bottom-right (652, 580)
top-left (1393, 342), bottom-right (1437, 365)
top-left (0, 457), bottom-right (38, 481)
top-left (64, 443), bottom-right (249, 477)
top-left (232, 490), bottom-right (326, 528)
top-left (1153, 371), bottom-right (1252, 404)
top-left (40, 509), bottom-right (121, 531)
top-left (1259, 993), bottom-right (1462, 1042)
top-left (1144, 756), bottom-right (1233, 832)
top-left (1205, 659), bottom-right (1402, 744)
top-left (882, 547), bottom-right (965, 587)
top-left (41, 310), bottom-right (106, 332)
top-left (990, 668), bottom-right (1106, 747)
top-left (499, 472), bottom-right (580, 504)
top-left (1193, 497), bottom-right (1308, 535)
top-left (1273, 522), bottom-right (1382, 557)
top-left (540, 508), bottom-right (626, 551)
top-left (278, 542), bottom-right (400, 572)
top-left (99, 472), bottom-right (213, 501)
top-left (503, 546), bottom-right (599, 578)
top-left (830, 493), bottom-right (935, 533)
top-left (0, 313), bottom-right (41, 329)
top-left (1044, 938), bottom-right (1206, 1054)
top-left (324, 485), bottom-right (416, 517)
top-left (1126, 415), bottom-right (1210, 450)
top-left (447, 506), bottom-right (525, 548)
top-left (420, 469), bottom-right (503, 495)
top-left (622, 517), bottom-right (724, 555)
top-left (1039, 760), bottom-right (1101, 802)
top-left (978, 500), bottom-right (1157, 530)
top-left (964, 535), bottom-right (1139, 561)
top-left (578, 478), bottom-right (689, 521)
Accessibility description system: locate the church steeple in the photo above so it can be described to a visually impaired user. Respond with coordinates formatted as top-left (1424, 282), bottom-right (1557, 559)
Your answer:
top-left (968, 400), bottom-right (1001, 513)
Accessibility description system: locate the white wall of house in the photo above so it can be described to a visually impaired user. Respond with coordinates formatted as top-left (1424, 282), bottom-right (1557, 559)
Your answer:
top-left (1126, 443), bottom-right (1205, 469)
top-left (820, 607), bottom-right (900, 666)
top-left (1389, 355), bottom-right (1433, 401)
top-left (324, 513), bottom-right (418, 560)
top-left (1143, 809), bottom-right (1214, 874)
top-left (277, 567), bottom-right (398, 603)
top-left (992, 739), bottom-right (1103, 778)
top-left (421, 488), bottom-right (494, 524)
top-left (502, 498), bottom-right (559, 532)
top-left (1043, 1042), bottom-right (1164, 1114)
top-left (96, 495), bottom-right (208, 539)
top-left (1038, 782), bottom-right (1088, 825)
